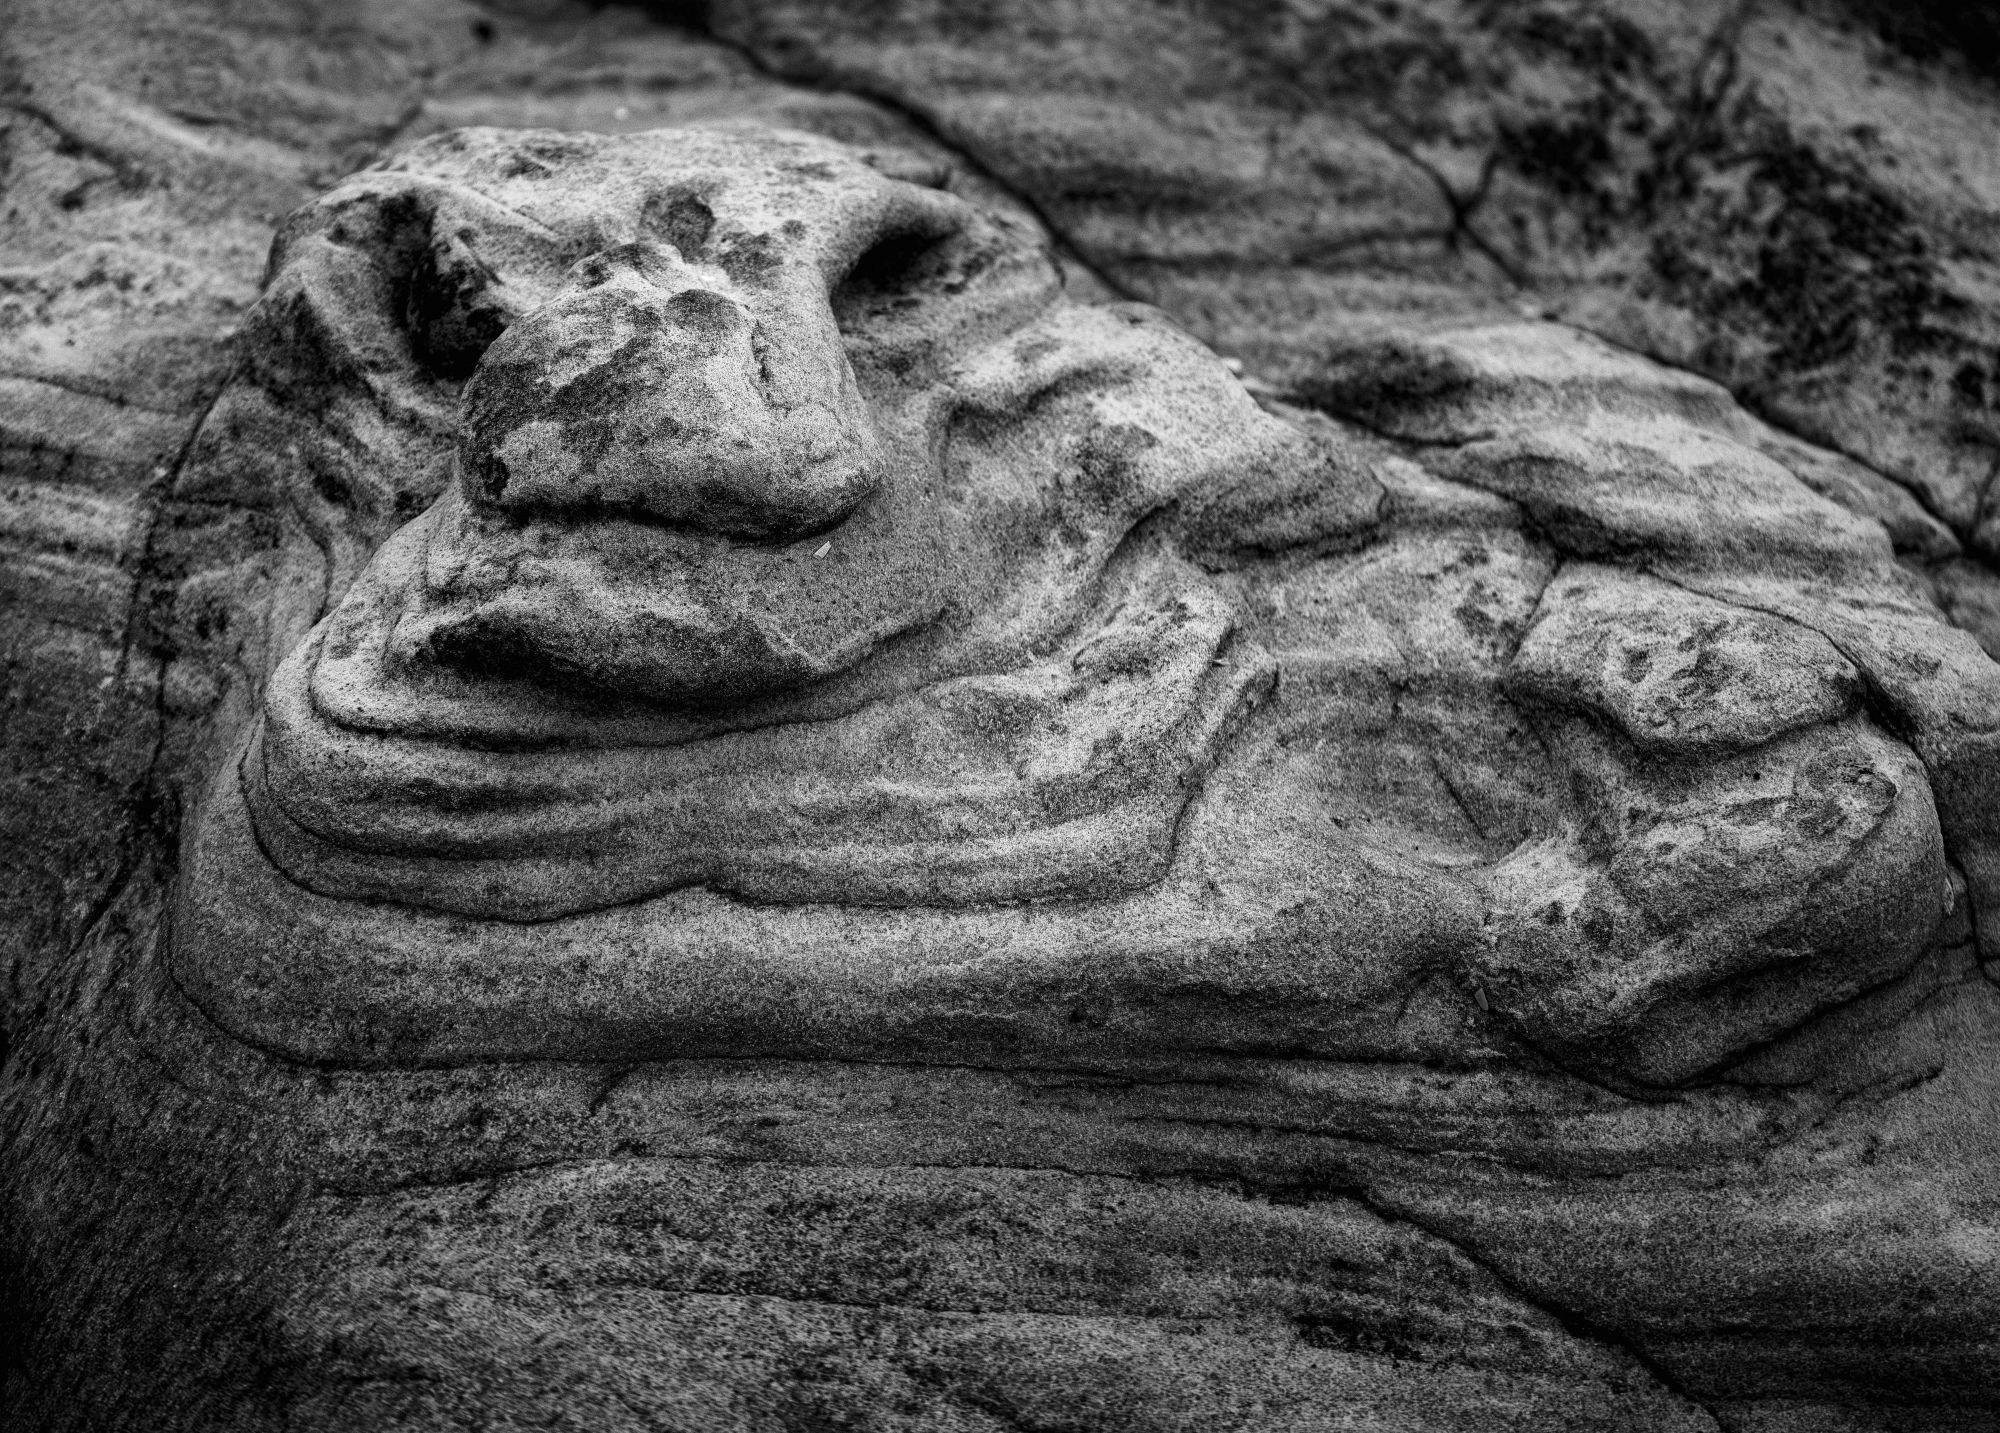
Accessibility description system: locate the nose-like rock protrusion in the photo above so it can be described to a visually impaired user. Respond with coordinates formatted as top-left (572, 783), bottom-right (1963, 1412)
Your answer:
top-left (459, 240), bottom-right (879, 540)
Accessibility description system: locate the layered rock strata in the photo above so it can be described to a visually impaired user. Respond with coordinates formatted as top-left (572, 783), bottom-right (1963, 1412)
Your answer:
top-left (8, 6), bottom-right (2000, 1431)
top-left (175, 127), bottom-right (1985, 1109)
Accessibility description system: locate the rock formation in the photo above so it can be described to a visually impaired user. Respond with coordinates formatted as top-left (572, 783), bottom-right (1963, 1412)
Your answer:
top-left (7, 3), bottom-right (2000, 1430)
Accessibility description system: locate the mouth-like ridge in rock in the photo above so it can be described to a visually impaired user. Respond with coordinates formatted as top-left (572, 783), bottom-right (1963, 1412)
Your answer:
top-left (246, 526), bottom-right (1272, 920)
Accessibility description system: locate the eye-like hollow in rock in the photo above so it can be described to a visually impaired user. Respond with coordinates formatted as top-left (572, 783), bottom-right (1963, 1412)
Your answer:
top-left (832, 227), bottom-right (959, 323)
top-left (405, 225), bottom-right (518, 381)
top-left (642, 187), bottom-right (718, 261)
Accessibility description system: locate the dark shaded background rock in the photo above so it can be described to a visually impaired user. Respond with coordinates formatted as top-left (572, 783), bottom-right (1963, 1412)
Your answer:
top-left (5, 2), bottom-right (2000, 1430)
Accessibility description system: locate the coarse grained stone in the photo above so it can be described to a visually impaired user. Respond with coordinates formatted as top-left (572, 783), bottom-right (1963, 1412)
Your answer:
top-left (6, 3), bottom-right (2000, 1432)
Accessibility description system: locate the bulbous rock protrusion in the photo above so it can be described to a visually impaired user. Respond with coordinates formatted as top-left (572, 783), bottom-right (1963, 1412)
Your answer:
top-left (460, 239), bottom-right (879, 540)
top-left (186, 123), bottom-right (2000, 1108)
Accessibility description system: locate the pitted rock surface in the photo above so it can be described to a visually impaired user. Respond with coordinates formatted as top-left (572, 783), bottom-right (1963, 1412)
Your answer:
top-left (7, 5), bottom-right (2000, 1433)
top-left (163, 126), bottom-right (1976, 1105)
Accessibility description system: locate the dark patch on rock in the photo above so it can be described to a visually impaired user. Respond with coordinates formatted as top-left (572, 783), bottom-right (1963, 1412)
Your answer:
top-left (642, 185), bottom-right (717, 260)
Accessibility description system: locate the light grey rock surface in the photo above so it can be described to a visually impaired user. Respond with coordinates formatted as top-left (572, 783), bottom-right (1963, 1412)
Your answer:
top-left (6, 3), bottom-right (2000, 1432)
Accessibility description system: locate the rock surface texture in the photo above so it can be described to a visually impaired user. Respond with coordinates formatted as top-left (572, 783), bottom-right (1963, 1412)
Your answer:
top-left (5, 3), bottom-right (2000, 1432)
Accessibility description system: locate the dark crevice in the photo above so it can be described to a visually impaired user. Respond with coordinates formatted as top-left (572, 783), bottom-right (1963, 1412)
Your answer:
top-left (3, 100), bottom-right (153, 191)
top-left (0, 368), bottom-right (189, 416)
top-left (1107, 1100), bottom-right (1756, 1179)
top-left (1271, 389), bottom-right (1489, 449)
top-left (64, 378), bottom-right (224, 962)
top-left (1656, 0), bottom-right (1758, 207)
top-left (1286, 225), bottom-right (1461, 268)
top-left (1566, 319), bottom-right (1992, 563)
top-left (1965, 859), bottom-right (1996, 989)
top-left (1811, 1057), bottom-right (1950, 1128)
top-left (1346, 1183), bottom-right (1728, 1429)
top-left (1713, 958), bottom-right (1967, 1097)
top-left (375, 1263), bottom-right (1222, 1328)
top-left (1425, 750), bottom-right (1494, 841)
top-left (586, 1062), bottom-right (638, 1116)
top-left (1359, 129), bottom-right (1524, 285)
top-left (318, 1156), bottom-right (569, 1199)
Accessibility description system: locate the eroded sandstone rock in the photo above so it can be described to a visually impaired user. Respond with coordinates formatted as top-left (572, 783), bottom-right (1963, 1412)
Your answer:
top-left (154, 122), bottom-right (1969, 1105)
top-left (7, 7), bottom-right (2000, 1433)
